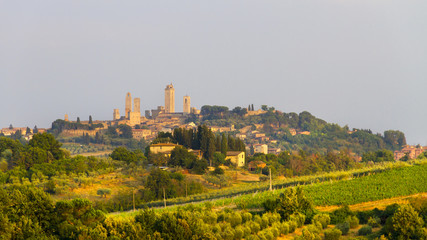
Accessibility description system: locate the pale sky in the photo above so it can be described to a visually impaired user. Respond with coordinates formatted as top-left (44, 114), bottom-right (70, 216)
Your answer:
top-left (1, 1), bottom-right (426, 144)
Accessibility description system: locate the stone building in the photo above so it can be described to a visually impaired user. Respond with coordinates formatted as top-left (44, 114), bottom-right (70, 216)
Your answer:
top-left (394, 145), bottom-right (427, 160)
top-left (183, 95), bottom-right (191, 114)
top-left (225, 151), bottom-right (245, 167)
top-left (150, 143), bottom-right (179, 157)
top-left (125, 92), bottom-right (132, 118)
top-left (165, 84), bottom-right (175, 113)
top-left (113, 92), bottom-right (141, 126)
top-left (134, 98), bottom-right (140, 113)
top-left (254, 144), bottom-right (268, 154)
top-left (113, 109), bottom-right (120, 120)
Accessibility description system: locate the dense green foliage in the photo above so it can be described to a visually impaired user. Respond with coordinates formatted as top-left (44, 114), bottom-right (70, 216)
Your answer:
top-left (247, 149), bottom-right (360, 177)
top-left (196, 108), bottom-right (406, 154)
top-left (362, 149), bottom-right (394, 163)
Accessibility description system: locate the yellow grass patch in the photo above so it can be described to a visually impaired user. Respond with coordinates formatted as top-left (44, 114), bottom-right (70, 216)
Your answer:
top-left (316, 192), bottom-right (427, 212)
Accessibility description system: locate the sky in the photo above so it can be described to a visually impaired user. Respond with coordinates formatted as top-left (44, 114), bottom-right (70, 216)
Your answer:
top-left (1, 0), bottom-right (426, 144)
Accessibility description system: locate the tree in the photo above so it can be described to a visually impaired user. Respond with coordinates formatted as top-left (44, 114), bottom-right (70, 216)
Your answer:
top-left (118, 124), bottom-right (133, 138)
top-left (97, 189), bottom-right (111, 198)
top-left (26, 127), bottom-right (31, 135)
top-left (77, 117), bottom-right (80, 123)
top-left (251, 104), bottom-right (254, 111)
top-left (261, 105), bottom-right (268, 111)
top-left (213, 152), bottom-right (226, 167)
top-left (9, 124), bottom-right (13, 130)
top-left (215, 135), bottom-right (221, 151)
top-left (390, 205), bottom-right (425, 239)
top-left (263, 187), bottom-right (314, 221)
top-left (145, 168), bottom-right (172, 199)
top-left (207, 135), bottom-right (216, 165)
top-left (33, 126), bottom-right (38, 134)
top-left (89, 115), bottom-right (93, 124)
top-left (28, 133), bottom-right (64, 160)
top-left (221, 133), bottom-right (228, 155)
top-left (169, 146), bottom-right (196, 169)
top-left (384, 130), bottom-right (406, 150)
top-left (110, 147), bottom-right (137, 164)
top-left (228, 134), bottom-right (235, 151)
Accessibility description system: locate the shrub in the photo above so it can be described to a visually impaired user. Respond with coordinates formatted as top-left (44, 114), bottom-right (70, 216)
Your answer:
top-left (335, 222), bottom-right (350, 235)
top-left (289, 213), bottom-right (306, 228)
top-left (300, 227), bottom-right (321, 240)
top-left (330, 205), bottom-right (353, 224)
top-left (324, 228), bottom-right (342, 240)
top-left (311, 214), bottom-right (330, 229)
top-left (234, 226), bottom-right (244, 239)
top-left (248, 221), bottom-right (261, 234)
top-left (367, 217), bottom-right (380, 228)
top-left (246, 235), bottom-right (260, 240)
top-left (280, 222), bottom-right (289, 235)
top-left (358, 225), bottom-right (372, 236)
top-left (226, 212), bottom-right (242, 227)
top-left (271, 227), bottom-right (279, 238)
top-left (242, 212), bottom-right (253, 223)
top-left (346, 215), bottom-right (359, 229)
top-left (288, 221), bottom-right (297, 233)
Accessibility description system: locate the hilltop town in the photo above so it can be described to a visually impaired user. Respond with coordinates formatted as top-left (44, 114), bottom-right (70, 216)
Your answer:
top-left (1, 83), bottom-right (425, 163)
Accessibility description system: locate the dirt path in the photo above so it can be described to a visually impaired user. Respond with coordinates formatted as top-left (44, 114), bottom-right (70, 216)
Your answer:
top-left (316, 192), bottom-right (427, 212)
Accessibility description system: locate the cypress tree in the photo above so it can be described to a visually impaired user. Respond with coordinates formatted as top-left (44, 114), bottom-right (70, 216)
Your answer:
top-left (216, 135), bottom-right (221, 151)
top-left (221, 133), bottom-right (228, 155)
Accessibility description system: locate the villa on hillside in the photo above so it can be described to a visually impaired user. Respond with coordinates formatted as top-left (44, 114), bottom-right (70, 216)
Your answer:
top-left (225, 151), bottom-right (245, 167)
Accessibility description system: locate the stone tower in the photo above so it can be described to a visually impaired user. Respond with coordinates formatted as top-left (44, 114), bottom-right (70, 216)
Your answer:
top-left (125, 92), bottom-right (132, 118)
top-left (64, 114), bottom-right (69, 122)
top-left (183, 95), bottom-right (191, 114)
top-left (113, 109), bottom-right (120, 120)
top-left (134, 98), bottom-right (140, 113)
top-left (165, 84), bottom-right (175, 113)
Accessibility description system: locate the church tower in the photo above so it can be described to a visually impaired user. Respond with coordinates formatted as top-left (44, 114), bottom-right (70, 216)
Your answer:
top-left (183, 95), bottom-right (191, 114)
top-left (165, 84), bottom-right (175, 113)
top-left (125, 92), bottom-right (132, 118)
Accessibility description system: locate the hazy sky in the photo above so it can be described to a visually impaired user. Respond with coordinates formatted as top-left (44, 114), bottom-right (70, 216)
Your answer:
top-left (1, 1), bottom-right (426, 144)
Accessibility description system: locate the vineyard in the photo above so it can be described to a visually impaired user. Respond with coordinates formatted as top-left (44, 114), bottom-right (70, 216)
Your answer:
top-left (115, 159), bottom-right (427, 212)
top-left (213, 160), bottom-right (427, 210)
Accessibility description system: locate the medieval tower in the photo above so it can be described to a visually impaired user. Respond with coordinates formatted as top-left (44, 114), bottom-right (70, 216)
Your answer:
top-left (125, 92), bottom-right (132, 118)
top-left (113, 109), bottom-right (120, 120)
top-left (134, 98), bottom-right (140, 113)
top-left (165, 84), bottom-right (175, 113)
top-left (183, 95), bottom-right (191, 114)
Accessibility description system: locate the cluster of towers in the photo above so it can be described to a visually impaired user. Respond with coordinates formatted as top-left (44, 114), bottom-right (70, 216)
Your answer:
top-left (113, 84), bottom-right (195, 122)
top-left (113, 92), bottom-right (141, 122)
top-left (164, 83), bottom-right (191, 114)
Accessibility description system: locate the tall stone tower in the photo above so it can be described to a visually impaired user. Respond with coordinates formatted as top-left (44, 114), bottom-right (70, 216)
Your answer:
top-left (183, 95), bottom-right (191, 114)
top-left (125, 92), bottom-right (132, 118)
top-left (165, 84), bottom-right (175, 113)
top-left (134, 98), bottom-right (140, 113)
top-left (113, 109), bottom-right (120, 120)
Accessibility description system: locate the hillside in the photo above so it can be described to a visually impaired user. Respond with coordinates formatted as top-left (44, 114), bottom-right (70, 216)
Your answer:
top-left (197, 106), bottom-right (407, 155)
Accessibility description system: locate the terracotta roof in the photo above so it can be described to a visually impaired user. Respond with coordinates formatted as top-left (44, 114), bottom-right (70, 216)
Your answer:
top-left (226, 151), bottom-right (244, 156)
top-left (150, 143), bottom-right (178, 147)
